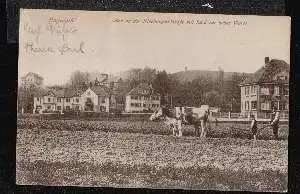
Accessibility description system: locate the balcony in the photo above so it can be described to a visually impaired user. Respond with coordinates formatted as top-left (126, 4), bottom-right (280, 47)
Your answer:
top-left (259, 88), bottom-right (270, 96)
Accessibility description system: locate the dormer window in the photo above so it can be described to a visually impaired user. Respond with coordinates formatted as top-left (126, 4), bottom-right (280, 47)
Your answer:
top-left (277, 75), bottom-right (287, 81)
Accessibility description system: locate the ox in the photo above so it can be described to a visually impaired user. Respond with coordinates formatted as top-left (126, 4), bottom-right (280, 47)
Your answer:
top-left (150, 105), bottom-right (210, 138)
top-left (149, 106), bottom-right (183, 137)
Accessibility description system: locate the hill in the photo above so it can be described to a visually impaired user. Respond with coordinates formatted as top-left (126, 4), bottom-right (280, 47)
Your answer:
top-left (172, 70), bottom-right (252, 82)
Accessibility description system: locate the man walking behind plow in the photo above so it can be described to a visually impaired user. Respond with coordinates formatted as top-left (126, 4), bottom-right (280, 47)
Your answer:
top-left (270, 106), bottom-right (280, 140)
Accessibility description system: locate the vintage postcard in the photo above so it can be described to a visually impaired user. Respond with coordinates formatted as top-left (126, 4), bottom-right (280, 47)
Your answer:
top-left (17, 9), bottom-right (290, 192)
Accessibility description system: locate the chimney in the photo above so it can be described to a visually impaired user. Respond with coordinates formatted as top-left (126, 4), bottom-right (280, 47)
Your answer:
top-left (265, 57), bottom-right (270, 64)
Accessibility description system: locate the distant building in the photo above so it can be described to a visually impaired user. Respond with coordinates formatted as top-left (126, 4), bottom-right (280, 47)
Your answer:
top-left (239, 57), bottom-right (289, 117)
top-left (33, 85), bottom-right (116, 114)
top-left (125, 83), bottom-right (160, 112)
top-left (95, 73), bottom-right (109, 87)
top-left (81, 85), bottom-right (116, 112)
top-left (21, 72), bottom-right (43, 87)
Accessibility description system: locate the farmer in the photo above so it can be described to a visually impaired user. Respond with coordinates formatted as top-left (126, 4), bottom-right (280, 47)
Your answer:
top-left (270, 107), bottom-right (280, 140)
top-left (250, 114), bottom-right (258, 140)
top-left (215, 117), bottom-right (218, 126)
top-left (175, 106), bottom-right (185, 136)
top-left (180, 106), bottom-right (189, 124)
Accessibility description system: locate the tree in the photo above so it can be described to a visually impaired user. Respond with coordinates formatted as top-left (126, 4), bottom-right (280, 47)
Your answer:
top-left (67, 70), bottom-right (90, 90)
top-left (204, 90), bottom-right (223, 107)
top-left (125, 67), bottom-right (157, 84)
top-left (18, 85), bottom-right (41, 113)
top-left (223, 72), bottom-right (244, 112)
top-left (152, 70), bottom-right (171, 105)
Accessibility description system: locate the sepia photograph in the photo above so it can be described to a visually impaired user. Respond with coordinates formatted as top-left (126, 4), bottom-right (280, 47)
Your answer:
top-left (17, 9), bottom-right (290, 192)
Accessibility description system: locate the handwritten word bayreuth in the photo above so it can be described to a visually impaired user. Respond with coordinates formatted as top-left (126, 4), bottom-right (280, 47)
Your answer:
top-left (47, 22), bottom-right (78, 41)
top-left (24, 23), bottom-right (43, 43)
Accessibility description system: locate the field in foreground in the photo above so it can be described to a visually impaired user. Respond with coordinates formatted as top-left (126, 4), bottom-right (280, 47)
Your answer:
top-left (17, 118), bottom-right (289, 140)
top-left (16, 127), bottom-right (288, 192)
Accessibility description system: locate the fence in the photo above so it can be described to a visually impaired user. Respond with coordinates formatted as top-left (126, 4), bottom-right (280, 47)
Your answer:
top-left (212, 111), bottom-right (289, 120)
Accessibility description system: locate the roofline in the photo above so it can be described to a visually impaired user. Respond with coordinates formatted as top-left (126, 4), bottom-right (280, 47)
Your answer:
top-left (240, 81), bottom-right (289, 87)
top-left (126, 93), bottom-right (161, 96)
top-left (23, 72), bottom-right (44, 80)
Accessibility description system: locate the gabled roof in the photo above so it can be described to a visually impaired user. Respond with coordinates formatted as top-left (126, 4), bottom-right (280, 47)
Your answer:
top-left (34, 87), bottom-right (83, 98)
top-left (63, 88), bottom-right (84, 97)
top-left (34, 88), bottom-right (54, 97)
top-left (240, 59), bottom-right (289, 86)
top-left (128, 83), bottom-right (160, 96)
top-left (89, 85), bottom-right (112, 97)
top-left (22, 72), bottom-right (44, 80)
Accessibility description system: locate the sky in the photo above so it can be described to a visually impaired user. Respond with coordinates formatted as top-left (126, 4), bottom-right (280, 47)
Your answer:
top-left (18, 10), bottom-right (290, 86)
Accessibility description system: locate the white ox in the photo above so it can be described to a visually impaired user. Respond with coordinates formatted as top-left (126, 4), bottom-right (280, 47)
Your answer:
top-left (150, 105), bottom-right (210, 138)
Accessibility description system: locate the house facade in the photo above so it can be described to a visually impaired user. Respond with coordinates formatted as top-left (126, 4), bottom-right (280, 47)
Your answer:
top-left (125, 83), bottom-right (161, 112)
top-left (21, 72), bottom-right (43, 87)
top-left (33, 85), bottom-right (116, 114)
top-left (240, 57), bottom-right (289, 118)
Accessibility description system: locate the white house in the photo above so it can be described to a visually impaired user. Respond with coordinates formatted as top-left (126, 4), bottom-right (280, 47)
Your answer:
top-left (33, 85), bottom-right (116, 113)
top-left (81, 86), bottom-right (116, 112)
top-left (125, 83), bottom-right (160, 112)
top-left (239, 57), bottom-right (289, 118)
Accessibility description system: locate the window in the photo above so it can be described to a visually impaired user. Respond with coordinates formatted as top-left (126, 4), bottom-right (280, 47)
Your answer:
top-left (131, 95), bottom-right (138, 100)
top-left (75, 105), bottom-right (80, 111)
top-left (280, 102), bottom-right (287, 110)
top-left (48, 98), bottom-right (51, 102)
top-left (47, 105), bottom-right (51, 109)
top-left (152, 96), bottom-right (159, 101)
top-left (57, 98), bottom-right (61, 102)
top-left (57, 106), bottom-right (61, 111)
top-left (274, 86), bottom-right (280, 95)
top-left (277, 75), bottom-right (287, 80)
top-left (260, 102), bottom-right (270, 110)
top-left (66, 98), bottom-right (70, 102)
top-left (260, 87), bottom-right (270, 95)
top-left (246, 101), bottom-right (250, 110)
top-left (251, 101), bottom-right (257, 110)
top-left (283, 87), bottom-right (289, 95)
top-left (245, 87), bottom-right (250, 95)
top-left (101, 98), bottom-right (105, 103)
top-left (76, 98), bottom-right (79, 103)
top-left (253, 86), bottom-right (257, 94)
top-left (143, 104), bottom-right (146, 107)
top-left (66, 106), bottom-right (70, 111)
